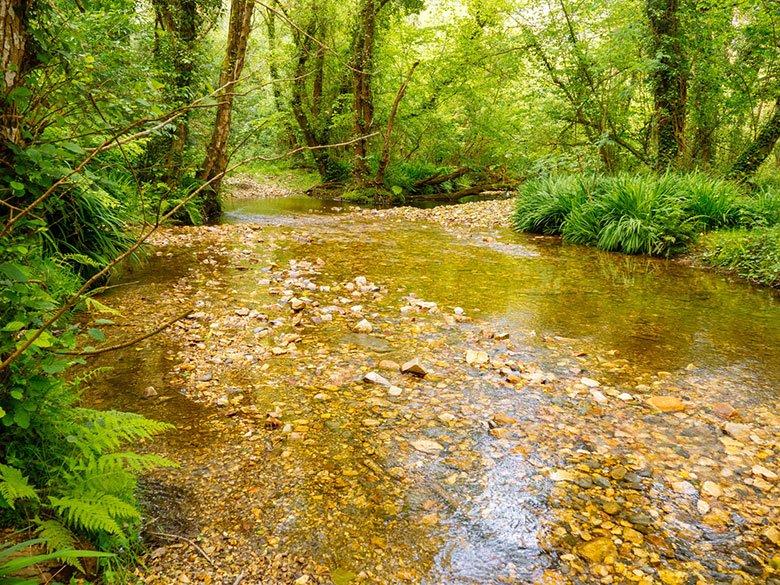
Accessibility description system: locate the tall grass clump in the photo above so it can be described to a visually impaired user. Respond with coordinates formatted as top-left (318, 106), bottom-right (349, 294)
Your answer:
top-left (561, 175), bottom-right (695, 256)
top-left (511, 173), bottom-right (761, 257)
top-left (674, 173), bottom-right (742, 229)
top-left (736, 186), bottom-right (780, 228)
top-left (511, 175), bottom-right (598, 234)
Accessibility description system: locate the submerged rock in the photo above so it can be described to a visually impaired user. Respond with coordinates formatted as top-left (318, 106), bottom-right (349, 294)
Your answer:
top-left (577, 537), bottom-right (616, 563)
top-left (646, 395), bottom-right (686, 413)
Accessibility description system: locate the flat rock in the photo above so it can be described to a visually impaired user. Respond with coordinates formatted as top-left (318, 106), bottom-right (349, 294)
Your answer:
top-left (702, 480), bottom-right (722, 498)
top-left (378, 359), bottom-right (400, 371)
top-left (646, 395), bottom-right (685, 413)
top-left (711, 402), bottom-right (739, 420)
top-left (411, 439), bottom-right (444, 454)
top-left (363, 371), bottom-right (391, 386)
top-left (491, 412), bottom-right (517, 426)
top-left (401, 358), bottom-right (428, 377)
top-left (724, 422), bottom-right (751, 441)
top-left (466, 349), bottom-right (489, 365)
top-left (353, 319), bottom-right (373, 334)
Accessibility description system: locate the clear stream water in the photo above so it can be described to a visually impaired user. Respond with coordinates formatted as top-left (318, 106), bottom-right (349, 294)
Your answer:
top-left (90, 193), bottom-right (779, 584)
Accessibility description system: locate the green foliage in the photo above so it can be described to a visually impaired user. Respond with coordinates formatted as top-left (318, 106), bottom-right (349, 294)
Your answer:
top-left (571, 176), bottom-right (695, 256)
top-left (699, 226), bottom-right (780, 287)
top-left (0, 467), bottom-right (37, 509)
top-left (735, 187), bottom-right (780, 229)
top-left (0, 537), bottom-right (112, 584)
top-left (511, 173), bottom-right (763, 256)
top-left (675, 173), bottom-right (742, 229)
top-left (511, 175), bottom-right (596, 235)
top-left (0, 216), bottom-right (173, 576)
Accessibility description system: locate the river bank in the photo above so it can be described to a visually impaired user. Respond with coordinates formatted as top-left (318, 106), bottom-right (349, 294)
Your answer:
top-left (87, 195), bottom-right (779, 585)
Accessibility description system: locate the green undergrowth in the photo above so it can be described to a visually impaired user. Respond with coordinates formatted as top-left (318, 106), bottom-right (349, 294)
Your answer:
top-left (698, 226), bottom-right (780, 287)
top-left (511, 173), bottom-right (780, 265)
top-left (2, 142), bottom-right (175, 581)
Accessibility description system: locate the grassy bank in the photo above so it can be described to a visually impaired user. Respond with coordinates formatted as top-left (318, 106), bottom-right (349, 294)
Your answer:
top-left (697, 226), bottom-right (780, 287)
top-left (510, 174), bottom-right (780, 286)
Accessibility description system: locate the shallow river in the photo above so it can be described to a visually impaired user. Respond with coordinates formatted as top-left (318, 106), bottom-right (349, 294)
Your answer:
top-left (89, 194), bottom-right (779, 585)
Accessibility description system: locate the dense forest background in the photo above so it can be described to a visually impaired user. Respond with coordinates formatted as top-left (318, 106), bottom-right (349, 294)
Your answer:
top-left (1, 0), bottom-right (778, 579)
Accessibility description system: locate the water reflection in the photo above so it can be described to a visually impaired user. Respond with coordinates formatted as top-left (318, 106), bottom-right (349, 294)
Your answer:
top-left (278, 220), bottom-right (779, 390)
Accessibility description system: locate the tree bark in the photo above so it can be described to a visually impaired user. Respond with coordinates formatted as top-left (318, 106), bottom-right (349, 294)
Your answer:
top-left (351, 0), bottom-right (383, 184)
top-left (374, 61), bottom-right (418, 185)
top-left (728, 96), bottom-right (780, 180)
top-left (151, 0), bottom-right (199, 184)
top-left (1, 0), bottom-right (35, 156)
top-left (197, 0), bottom-right (253, 223)
top-left (646, 0), bottom-right (687, 170)
top-left (289, 16), bottom-right (333, 180)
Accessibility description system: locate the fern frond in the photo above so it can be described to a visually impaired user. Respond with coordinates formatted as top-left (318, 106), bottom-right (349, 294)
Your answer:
top-left (97, 452), bottom-right (176, 473)
top-left (35, 519), bottom-right (84, 571)
top-left (0, 465), bottom-right (38, 509)
top-left (49, 493), bottom-right (140, 536)
top-left (70, 366), bottom-right (113, 387)
top-left (69, 409), bottom-right (173, 453)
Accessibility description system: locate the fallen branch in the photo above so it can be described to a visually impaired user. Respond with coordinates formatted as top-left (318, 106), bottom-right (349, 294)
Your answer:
top-left (412, 166), bottom-right (470, 190)
top-left (148, 531), bottom-right (216, 568)
top-left (55, 309), bottom-right (193, 356)
top-left (428, 182), bottom-right (518, 200)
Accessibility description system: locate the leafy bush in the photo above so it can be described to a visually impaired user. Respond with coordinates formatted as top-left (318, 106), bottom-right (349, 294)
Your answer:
top-left (699, 226), bottom-right (780, 287)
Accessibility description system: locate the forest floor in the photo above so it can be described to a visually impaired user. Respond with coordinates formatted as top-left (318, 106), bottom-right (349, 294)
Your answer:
top-left (87, 184), bottom-right (779, 585)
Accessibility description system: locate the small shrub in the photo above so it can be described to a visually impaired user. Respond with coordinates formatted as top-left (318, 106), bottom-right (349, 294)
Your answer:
top-left (700, 226), bottom-right (780, 287)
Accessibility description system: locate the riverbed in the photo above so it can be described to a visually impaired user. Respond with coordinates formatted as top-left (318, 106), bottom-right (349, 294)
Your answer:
top-left (87, 190), bottom-right (779, 585)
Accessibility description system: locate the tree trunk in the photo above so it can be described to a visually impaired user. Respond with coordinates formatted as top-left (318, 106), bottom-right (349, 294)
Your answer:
top-left (1, 0), bottom-right (35, 158)
top-left (351, 0), bottom-right (380, 184)
top-left (289, 16), bottom-right (333, 181)
top-left (728, 96), bottom-right (780, 180)
top-left (265, 7), bottom-right (297, 150)
top-left (646, 0), bottom-right (687, 170)
top-left (197, 0), bottom-right (253, 223)
top-left (152, 0), bottom-right (198, 185)
top-left (374, 61), bottom-right (418, 185)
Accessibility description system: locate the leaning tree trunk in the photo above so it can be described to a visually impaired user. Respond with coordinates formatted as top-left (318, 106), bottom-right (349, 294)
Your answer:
top-left (197, 0), bottom-right (253, 223)
top-left (646, 0), bottom-right (687, 170)
top-left (728, 96), bottom-right (780, 180)
top-left (1, 0), bottom-right (35, 162)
